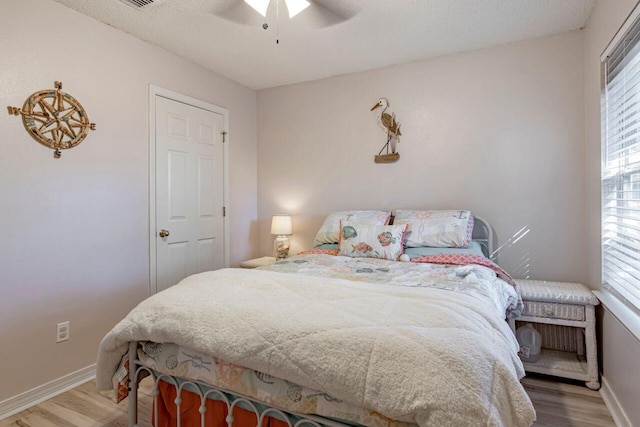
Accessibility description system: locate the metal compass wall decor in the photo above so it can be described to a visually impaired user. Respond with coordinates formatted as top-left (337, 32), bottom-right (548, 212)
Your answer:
top-left (7, 81), bottom-right (96, 158)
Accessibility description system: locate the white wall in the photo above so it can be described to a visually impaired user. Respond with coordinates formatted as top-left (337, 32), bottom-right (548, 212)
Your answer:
top-left (258, 31), bottom-right (586, 283)
top-left (0, 0), bottom-right (257, 401)
top-left (584, 1), bottom-right (640, 425)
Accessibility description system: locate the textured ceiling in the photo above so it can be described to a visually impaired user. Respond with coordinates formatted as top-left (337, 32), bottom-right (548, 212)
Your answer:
top-left (52, 0), bottom-right (595, 90)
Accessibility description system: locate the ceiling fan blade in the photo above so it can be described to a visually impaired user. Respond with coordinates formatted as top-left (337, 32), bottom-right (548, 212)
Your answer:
top-left (302, 0), bottom-right (360, 28)
top-left (314, 1), bottom-right (359, 21)
top-left (214, 0), bottom-right (266, 26)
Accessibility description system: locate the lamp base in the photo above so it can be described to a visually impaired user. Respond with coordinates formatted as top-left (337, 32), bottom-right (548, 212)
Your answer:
top-left (274, 235), bottom-right (290, 260)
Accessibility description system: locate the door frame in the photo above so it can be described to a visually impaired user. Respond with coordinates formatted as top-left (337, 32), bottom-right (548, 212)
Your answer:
top-left (148, 84), bottom-right (230, 295)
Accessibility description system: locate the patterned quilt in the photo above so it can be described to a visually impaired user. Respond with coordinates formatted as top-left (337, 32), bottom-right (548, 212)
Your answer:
top-left (262, 254), bottom-right (522, 318)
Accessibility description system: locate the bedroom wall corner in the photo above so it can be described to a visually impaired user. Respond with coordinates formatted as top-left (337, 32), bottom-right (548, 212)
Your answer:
top-left (257, 31), bottom-right (586, 284)
top-left (0, 0), bottom-right (257, 404)
top-left (583, 1), bottom-right (640, 425)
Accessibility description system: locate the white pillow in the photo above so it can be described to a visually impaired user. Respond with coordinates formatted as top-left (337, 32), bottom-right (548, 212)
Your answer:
top-left (394, 210), bottom-right (474, 248)
top-left (313, 210), bottom-right (391, 247)
top-left (338, 221), bottom-right (408, 261)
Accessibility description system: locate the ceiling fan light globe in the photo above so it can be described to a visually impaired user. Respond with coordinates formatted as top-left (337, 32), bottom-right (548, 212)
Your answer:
top-left (285, 0), bottom-right (310, 18)
top-left (244, 0), bottom-right (269, 17)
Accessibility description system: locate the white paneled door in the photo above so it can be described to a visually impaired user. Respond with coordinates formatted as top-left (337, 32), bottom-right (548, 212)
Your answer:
top-left (155, 95), bottom-right (225, 293)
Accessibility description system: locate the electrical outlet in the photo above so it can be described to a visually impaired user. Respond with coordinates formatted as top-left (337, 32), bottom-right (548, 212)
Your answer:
top-left (56, 321), bottom-right (70, 343)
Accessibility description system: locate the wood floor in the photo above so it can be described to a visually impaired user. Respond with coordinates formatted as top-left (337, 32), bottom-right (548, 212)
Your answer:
top-left (0, 375), bottom-right (615, 427)
top-left (521, 377), bottom-right (615, 427)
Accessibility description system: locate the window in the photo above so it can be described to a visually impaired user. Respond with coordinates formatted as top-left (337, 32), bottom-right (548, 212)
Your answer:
top-left (602, 15), bottom-right (640, 312)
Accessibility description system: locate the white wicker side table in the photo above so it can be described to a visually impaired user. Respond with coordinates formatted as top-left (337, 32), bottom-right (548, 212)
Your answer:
top-left (239, 256), bottom-right (277, 269)
top-left (513, 279), bottom-right (600, 390)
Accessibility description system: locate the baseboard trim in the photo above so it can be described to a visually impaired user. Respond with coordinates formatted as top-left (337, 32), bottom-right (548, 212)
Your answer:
top-left (600, 376), bottom-right (632, 427)
top-left (0, 364), bottom-right (96, 421)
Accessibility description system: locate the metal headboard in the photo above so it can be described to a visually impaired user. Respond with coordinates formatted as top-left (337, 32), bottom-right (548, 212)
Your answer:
top-left (472, 216), bottom-right (494, 260)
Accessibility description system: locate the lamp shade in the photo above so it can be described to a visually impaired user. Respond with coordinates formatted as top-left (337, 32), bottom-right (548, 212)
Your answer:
top-left (271, 214), bottom-right (292, 235)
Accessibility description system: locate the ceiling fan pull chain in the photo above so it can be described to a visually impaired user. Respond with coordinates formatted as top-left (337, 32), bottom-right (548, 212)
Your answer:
top-left (276, 0), bottom-right (280, 44)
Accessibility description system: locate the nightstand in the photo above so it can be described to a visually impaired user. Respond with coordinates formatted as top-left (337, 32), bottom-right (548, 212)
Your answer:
top-left (239, 256), bottom-right (277, 269)
top-left (513, 279), bottom-right (600, 390)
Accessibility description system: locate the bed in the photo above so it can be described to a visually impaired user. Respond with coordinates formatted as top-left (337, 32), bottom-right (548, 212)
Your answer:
top-left (96, 212), bottom-right (536, 427)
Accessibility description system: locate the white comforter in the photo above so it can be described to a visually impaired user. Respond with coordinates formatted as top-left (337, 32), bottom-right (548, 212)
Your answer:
top-left (97, 266), bottom-right (535, 427)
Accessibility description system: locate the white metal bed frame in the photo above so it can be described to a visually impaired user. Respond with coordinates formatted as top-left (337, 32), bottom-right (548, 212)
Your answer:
top-left (470, 216), bottom-right (494, 260)
top-left (126, 217), bottom-right (496, 427)
top-left (127, 342), bottom-right (355, 427)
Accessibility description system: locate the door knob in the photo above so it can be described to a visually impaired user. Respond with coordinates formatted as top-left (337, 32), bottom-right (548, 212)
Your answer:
top-left (159, 229), bottom-right (170, 238)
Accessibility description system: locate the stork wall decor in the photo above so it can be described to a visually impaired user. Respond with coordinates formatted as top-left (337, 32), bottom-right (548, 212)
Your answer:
top-left (7, 81), bottom-right (96, 158)
top-left (371, 98), bottom-right (401, 163)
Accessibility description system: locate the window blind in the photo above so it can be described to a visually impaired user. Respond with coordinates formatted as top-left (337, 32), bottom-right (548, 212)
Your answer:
top-left (603, 13), bottom-right (640, 312)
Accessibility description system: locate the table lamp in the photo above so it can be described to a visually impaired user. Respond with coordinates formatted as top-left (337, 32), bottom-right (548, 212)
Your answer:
top-left (271, 214), bottom-right (292, 260)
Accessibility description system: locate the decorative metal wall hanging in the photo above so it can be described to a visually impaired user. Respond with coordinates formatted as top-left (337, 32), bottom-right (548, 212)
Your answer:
top-left (371, 97), bottom-right (401, 163)
top-left (7, 81), bottom-right (96, 158)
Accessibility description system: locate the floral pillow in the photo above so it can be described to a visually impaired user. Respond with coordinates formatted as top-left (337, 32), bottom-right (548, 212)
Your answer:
top-left (394, 210), bottom-right (474, 248)
top-left (338, 221), bottom-right (408, 261)
top-left (313, 210), bottom-right (391, 247)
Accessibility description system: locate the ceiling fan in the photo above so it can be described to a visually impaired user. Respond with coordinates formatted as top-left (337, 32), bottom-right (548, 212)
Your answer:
top-left (209, 0), bottom-right (360, 29)
top-left (245, 0), bottom-right (309, 18)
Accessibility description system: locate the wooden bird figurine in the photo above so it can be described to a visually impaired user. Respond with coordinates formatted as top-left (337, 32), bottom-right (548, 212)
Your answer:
top-left (371, 98), bottom-right (402, 138)
top-left (371, 98), bottom-right (402, 162)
